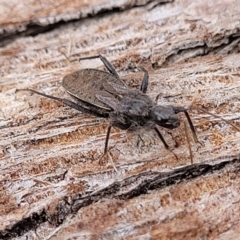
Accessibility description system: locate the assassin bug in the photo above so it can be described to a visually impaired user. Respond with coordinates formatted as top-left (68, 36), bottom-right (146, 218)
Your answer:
top-left (17, 55), bottom-right (238, 171)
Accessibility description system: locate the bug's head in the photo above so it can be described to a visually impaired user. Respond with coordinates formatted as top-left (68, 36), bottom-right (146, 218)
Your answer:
top-left (149, 105), bottom-right (181, 129)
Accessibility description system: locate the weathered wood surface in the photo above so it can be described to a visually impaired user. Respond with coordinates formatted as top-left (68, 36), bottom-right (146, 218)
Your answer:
top-left (0, 0), bottom-right (240, 239)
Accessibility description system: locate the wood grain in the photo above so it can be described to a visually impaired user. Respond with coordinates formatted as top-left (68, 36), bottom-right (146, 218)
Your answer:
top-left (0, 0), bottom-right (240, 239)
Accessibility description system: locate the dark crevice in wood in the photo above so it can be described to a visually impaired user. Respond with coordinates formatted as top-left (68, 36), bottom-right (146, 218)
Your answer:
top-left (0, 210), bottom-right (47, 240)
top-left (0, 0), bottom-right (171, 48)
top-left (1, 156), bottom-right (239, 239)
top-left (154, 34), bottom-right (240, 69)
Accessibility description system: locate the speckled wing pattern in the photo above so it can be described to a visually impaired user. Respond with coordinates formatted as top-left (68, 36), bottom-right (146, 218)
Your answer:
top-left (62, 69), bottom-right (128, 110)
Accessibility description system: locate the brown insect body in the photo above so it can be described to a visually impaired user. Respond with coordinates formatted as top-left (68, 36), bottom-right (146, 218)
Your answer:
top-left (17, 55), bottom-right (199, 170)
top-left (62, 65), bottom-right (185, 132)
top-left (63, 69), bottom-right (153, 129)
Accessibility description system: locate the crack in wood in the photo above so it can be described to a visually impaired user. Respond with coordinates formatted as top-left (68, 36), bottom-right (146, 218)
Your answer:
top-left (0, 0), bottom-right (166, 48)
top-left (155, 34), bottom-right (240, 68)
top-left (1, 156), bottom-right (239, 239)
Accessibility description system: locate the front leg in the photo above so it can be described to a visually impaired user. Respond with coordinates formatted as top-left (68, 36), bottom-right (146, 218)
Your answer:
top-left (154, 126), bottom-right (169, 149)
top-left (154, 126), bottom-right (179, 161)
top-left (173, 106), bottom-right (198, 143)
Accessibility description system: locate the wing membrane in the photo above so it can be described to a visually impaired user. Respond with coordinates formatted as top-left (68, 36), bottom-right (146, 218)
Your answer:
top-left (62, 69), bottom-right (128, 110)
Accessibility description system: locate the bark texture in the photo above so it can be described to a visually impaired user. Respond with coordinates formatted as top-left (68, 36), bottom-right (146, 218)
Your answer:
top-left (0, 0), bottom-right (240, 239)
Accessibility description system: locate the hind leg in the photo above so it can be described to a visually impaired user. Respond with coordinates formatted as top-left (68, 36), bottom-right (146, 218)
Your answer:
top-left (16, 89), bottom-right (108, 118)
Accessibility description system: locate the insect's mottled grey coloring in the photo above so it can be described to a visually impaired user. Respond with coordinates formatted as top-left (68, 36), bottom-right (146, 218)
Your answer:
top-left (17, 55), bottom-right (199, 170)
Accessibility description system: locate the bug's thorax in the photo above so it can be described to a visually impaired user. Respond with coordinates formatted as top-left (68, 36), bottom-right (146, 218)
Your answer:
top-left (149, 105), bottom-right (181, 129)
top-left (117, 90), bottom-right (154, 116)
top-left (109, 90), bottom-right (155, 129)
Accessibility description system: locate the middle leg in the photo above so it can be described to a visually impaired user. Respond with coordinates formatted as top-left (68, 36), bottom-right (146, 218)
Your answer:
top-left (99, 120), bottom-right (131, 172)
top-left (99, 55), bottom-right (119, 78)
top-left (139, 66), bottom-right (149, 94)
